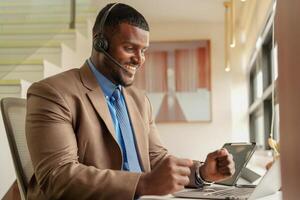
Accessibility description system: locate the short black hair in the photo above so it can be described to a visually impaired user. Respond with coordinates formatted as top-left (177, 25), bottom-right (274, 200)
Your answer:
top-left (92, 3), bottom-right (149, 35)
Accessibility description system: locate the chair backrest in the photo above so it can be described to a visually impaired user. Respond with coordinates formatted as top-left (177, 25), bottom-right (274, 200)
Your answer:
top-left (1, 97), bottom-right (34, 199)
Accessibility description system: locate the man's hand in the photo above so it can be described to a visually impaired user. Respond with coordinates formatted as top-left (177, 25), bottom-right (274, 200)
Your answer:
top-left (200, 149), bottom-right (235, 182)
top-left (136, 155), bottom-right (193, 196)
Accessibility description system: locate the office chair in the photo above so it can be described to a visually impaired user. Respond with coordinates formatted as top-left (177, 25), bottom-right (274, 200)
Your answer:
top-left (1, 97), bottom-right (34, 200)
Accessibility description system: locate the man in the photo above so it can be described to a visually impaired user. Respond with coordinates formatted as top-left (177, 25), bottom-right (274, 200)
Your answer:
top-left (26, 3), bottom-right (234, 200)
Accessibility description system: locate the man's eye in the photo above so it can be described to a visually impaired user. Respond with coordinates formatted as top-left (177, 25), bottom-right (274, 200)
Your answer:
top-left (125, 46), bottom-right (134, 51)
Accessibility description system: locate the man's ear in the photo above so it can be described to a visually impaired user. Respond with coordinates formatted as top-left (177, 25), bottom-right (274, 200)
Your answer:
top-left (93, 33), bottom-right (98, 39)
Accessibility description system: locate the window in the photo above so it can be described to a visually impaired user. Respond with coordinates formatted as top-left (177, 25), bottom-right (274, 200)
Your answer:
top-left (248, 24), bottom-right (279, 149)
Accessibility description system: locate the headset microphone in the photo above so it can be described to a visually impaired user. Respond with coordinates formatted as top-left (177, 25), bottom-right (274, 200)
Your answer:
top-left (98, 45), bottom-right (129, 71)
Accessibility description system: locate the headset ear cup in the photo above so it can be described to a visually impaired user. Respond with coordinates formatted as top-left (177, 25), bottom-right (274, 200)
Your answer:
top-left (93, 36), bottom-right (109, 52)
top-left (101, 38), bottom-right (109, 51)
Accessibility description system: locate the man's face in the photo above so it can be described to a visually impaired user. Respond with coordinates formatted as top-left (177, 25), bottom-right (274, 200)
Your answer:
top-left (102, 23), bottom-right (149, 87)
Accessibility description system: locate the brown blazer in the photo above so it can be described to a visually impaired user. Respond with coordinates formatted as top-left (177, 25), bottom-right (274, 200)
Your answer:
top-left (25, 63), bottom-right (169, 200)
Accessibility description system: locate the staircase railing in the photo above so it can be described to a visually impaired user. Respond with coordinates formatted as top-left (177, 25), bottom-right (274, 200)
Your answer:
top-left (69, 0), bottom-right (76, 29)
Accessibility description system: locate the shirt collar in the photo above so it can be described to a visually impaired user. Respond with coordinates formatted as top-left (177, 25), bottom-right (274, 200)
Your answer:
top-left (87, 58), bottom-right (121, 99)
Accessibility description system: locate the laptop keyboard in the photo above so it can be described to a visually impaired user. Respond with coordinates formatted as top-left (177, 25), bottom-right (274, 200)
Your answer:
top-left (208, 187), bottom-right (254, 198)
top-left (174, 186), bottom-right (255, 199)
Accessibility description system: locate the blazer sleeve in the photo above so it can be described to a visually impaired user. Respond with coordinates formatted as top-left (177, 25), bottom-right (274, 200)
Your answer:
top-left (26, 81), bottom-right (141, 200)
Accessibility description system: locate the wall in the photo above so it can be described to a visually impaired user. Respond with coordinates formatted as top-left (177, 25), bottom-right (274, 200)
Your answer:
top-left (150, 22), bottom-right (235, 160)
top-left (228, 45), bottom-right (249, 143)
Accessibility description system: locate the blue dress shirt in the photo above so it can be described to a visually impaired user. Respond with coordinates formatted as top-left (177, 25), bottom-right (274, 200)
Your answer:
top-left (87, 59), bottom-right (142, 172)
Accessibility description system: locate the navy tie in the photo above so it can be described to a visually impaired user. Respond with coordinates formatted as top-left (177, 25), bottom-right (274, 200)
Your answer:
top-left (112, 88), bottom-right (141, 172)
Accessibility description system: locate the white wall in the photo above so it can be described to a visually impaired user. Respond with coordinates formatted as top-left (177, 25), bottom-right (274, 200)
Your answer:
top-left (229, 43), bottom-right (250, 143)
top-left (150, 22), bottom-right (240, 160)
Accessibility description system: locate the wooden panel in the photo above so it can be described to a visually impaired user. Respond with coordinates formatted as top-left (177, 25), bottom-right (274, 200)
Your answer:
top-left (276, 0), bottom-right (300, 199)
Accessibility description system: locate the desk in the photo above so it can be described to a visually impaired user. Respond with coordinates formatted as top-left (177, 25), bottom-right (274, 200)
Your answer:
top-left (140, 191), bottom-right (282, 200)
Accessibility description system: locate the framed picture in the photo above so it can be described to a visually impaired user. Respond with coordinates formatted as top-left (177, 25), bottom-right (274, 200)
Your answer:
top-left (134, 40), bottom-right (211, 122)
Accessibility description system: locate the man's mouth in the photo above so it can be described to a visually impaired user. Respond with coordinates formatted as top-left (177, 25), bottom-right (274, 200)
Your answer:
top-left (123, 64), bottom-right (139, 75)
top-left (124, 64), bottom-right (138, 71)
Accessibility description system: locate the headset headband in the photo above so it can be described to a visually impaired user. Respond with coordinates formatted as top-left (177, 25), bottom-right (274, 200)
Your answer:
top-left (99, 3), bottom-right (119, 37)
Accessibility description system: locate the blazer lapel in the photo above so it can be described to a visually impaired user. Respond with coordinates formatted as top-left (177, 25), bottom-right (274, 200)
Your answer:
top-left (79, 63), bottom-right (117, 141)
top-left (123, 88), bottom-right (150, 171)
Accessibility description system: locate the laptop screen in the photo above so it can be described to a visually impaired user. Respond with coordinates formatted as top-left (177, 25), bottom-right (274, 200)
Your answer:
top-left (217, 143), bottom-right (256, 186)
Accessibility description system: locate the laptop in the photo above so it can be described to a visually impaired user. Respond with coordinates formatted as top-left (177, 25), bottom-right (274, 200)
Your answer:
top-left (173, 159), bottom-right (281, 200)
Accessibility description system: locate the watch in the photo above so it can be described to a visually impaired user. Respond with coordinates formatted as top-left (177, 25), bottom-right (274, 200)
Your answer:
top-left (195, 162), bottom-right (214, 186)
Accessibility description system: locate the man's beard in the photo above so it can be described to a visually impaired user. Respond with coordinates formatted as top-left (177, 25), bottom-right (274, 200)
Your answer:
top-left (113, 73), bottom-right (134, 87)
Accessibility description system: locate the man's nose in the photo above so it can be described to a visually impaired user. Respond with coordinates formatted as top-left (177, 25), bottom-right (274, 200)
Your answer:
top-left (132, 51), bottom-right (144, 65)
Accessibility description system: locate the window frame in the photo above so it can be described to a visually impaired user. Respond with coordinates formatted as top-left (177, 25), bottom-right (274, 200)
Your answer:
top-left (248, 11), bottom-right (279, 149)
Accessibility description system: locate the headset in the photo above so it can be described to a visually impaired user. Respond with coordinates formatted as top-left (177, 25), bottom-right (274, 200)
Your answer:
top-left (93, 3), bottom-right (126, 69)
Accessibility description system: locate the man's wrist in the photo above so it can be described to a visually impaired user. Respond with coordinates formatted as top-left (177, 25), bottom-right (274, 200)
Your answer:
top-left (195, 162), bottom-right (214, 186)
top-left (135, 173), bottom-right (148, 197)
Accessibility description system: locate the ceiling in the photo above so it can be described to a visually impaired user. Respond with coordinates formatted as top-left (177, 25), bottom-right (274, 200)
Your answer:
top-left (94, 0), bottom-right (226, 23)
